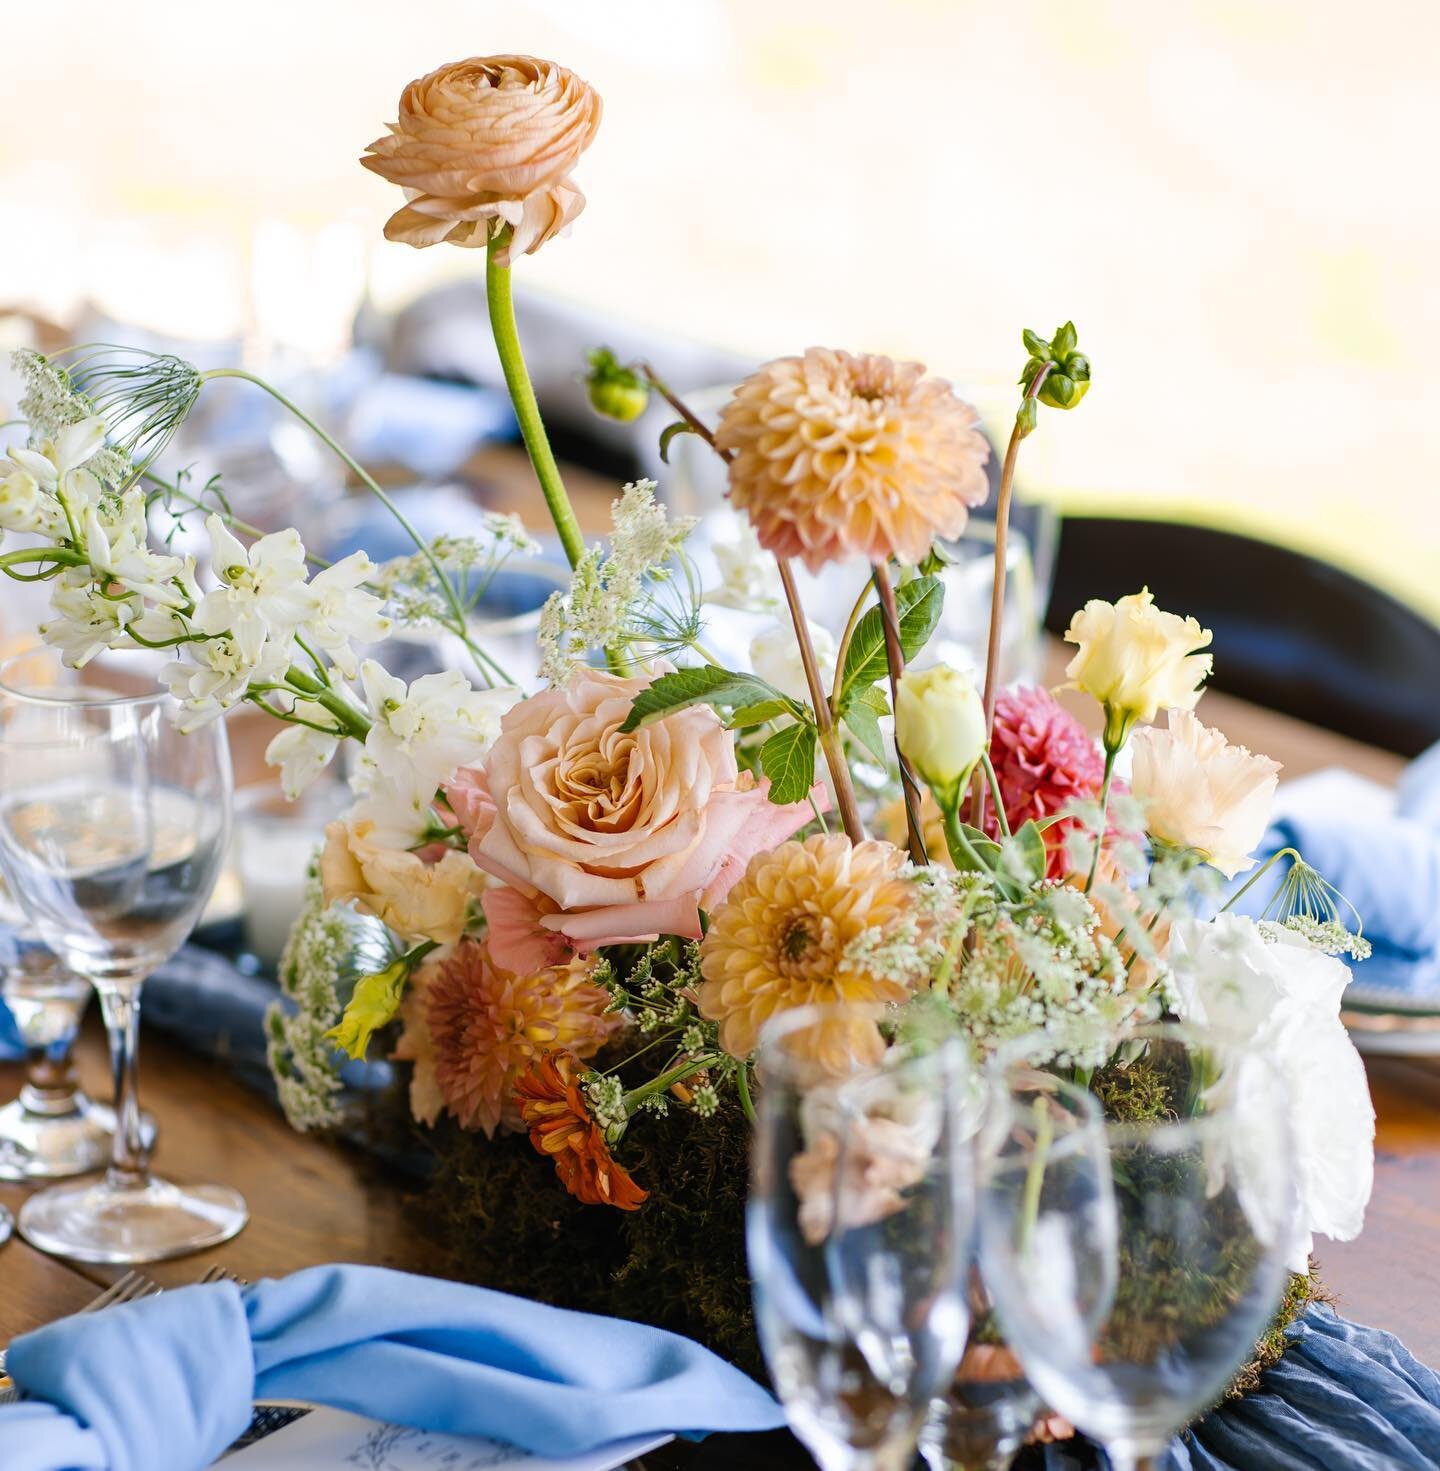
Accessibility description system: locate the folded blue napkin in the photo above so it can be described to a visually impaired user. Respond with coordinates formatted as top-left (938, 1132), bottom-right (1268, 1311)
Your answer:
top-left (2, 1263), bottom-right (785, 1471)
top-left (1233, 741), bottom-right (1440, 1006)
top-left (1036, 1304), bottom-right (1440, 1470)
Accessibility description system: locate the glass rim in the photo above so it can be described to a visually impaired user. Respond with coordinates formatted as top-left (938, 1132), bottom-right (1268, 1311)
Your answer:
top-left (0, 649), bottom-right (170, 712)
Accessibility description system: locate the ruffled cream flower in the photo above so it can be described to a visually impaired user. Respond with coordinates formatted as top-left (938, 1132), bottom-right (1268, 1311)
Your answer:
top-left (1130, 710), bottom-right (1281, 878)
top-left (697, 835), bottom-right (920, 1069)
top-left (715, 348), bottom-right (991, 572)
top-left (1063, 588), bottom-right (1213, 747)
top-left (416, 938), bottom-right (619, 1137)
top-left (319, 818), bottom-right (483, 945)
top-left (362, 56), bottom-right (602, 265)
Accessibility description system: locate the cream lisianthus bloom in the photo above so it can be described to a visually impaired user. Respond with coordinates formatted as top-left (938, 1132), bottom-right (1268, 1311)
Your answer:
top-left (1130, 710), bottom-right (1281, 877)
top-left (1063, 588), bottom-right (1213, 748)
top-left (320, 818), bottom-right (485, 946)
top-left (895, 664), bottom-right (986, 802)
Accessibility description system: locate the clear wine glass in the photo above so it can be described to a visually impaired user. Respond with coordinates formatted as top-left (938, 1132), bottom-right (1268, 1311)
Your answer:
top-left (0, 647), bottom-right (246, 1262)
top-left (977, 1022), bottom-right (1296, 1471)
top-left (922, 1063), bottom-right (1109, 1471)
top-left (748, 1004), bottom-right (975, 1471)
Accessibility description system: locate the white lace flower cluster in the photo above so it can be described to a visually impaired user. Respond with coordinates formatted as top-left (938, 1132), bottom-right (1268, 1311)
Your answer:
top-left (537, 479), bottom-right (696, 682)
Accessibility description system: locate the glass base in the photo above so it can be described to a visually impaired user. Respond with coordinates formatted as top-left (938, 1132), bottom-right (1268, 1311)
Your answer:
top-left (18, 1174), bottom-right (247, 1263)
top-left (0, 1092), bottom-right (155, 1181)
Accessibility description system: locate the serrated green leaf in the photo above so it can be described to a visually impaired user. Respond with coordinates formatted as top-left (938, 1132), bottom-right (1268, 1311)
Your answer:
top-left (658, 420), bottom-right (700, 464)
top-left (843, 697), bottom-right (887, 763)
top-left (1022, 328), bottom-right (1049, 357)
top-left (760, 722), bottom-right (817, 805)
top-left (621, 665), bottom-right (787, 732)
top-left (837, 575), bottom-right (944, 709)
top-left (856, 684), bottom-right (890, 716)
top-left (727, 699), bottom-right (793, 728)
top-left (1053, 320), bottom-right (1078, 357)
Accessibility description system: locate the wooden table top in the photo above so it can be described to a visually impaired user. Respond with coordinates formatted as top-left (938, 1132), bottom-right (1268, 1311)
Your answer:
top-left (0, 499), bottom-right (1433, 1461)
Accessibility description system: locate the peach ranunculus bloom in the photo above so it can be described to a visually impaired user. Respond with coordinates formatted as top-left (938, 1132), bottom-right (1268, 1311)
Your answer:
top-left (320, 817), bottom-right (484, 946)
top-left (444, 666), bottom-right (821, 973)
top-left (361, 55), bottom-right (602, 266)
top-left (1130, 709), bottom-right (1282, 878)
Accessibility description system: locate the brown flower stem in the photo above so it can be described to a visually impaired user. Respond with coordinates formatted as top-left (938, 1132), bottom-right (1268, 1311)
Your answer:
top-left (485, 231), bottom-right (587, 571)
top-left (871, 561), bottom-right (930, 866)
top-left (776, 556), bottom-right (865, 844)
top-left (970, 359), bottom-right (1056, 826)
top-left (637, 362), bottom-right (733, 461)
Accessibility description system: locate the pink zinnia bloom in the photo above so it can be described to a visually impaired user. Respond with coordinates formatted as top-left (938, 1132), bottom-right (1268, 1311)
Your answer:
top-left (985, 686), bottom-right (1107, 878)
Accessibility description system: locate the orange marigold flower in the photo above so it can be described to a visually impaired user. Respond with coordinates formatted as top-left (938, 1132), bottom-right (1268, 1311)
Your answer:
top-left (514, 1050), bottom-right (649, 1211)
top-left (715, 347), bottom-right (991, 573)
top-left (420, 939), bottom-right (619, 1138)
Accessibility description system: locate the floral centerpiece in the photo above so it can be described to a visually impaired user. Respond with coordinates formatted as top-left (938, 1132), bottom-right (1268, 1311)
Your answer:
top-left (0, 54), bottom-right (1374, 1399)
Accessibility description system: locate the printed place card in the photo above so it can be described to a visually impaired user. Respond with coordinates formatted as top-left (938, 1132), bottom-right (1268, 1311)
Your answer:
top-left (219, 1407), bottom-right (673, 1471)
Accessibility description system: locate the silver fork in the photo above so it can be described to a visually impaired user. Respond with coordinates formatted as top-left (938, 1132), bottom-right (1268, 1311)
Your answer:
top-left (0, 1270), bottom-right (161, 1402)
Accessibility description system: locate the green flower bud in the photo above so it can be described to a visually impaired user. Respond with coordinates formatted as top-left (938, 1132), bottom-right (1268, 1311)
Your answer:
top-left (1039, 375), bottom-right (1089, 411)
top-left (584, 347), bottom-right (649, 423)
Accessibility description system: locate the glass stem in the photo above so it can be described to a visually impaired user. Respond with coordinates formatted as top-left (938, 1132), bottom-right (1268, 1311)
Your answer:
top-left (97, 984), bottom-right (148, 1187)
top-left (20, 1041), bottom-right (80, 1117)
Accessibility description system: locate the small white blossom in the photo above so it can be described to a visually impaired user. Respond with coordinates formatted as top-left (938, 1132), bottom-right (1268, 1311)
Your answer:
top-left (7, 417), bottom-right (107, 517)
top-left (302, 551), bottom-right (392, 679)
top-left (0, 465), bottom-right (65, 539)
top-left (38, 572), bottom-right (137, 667)
top-left (163, 635), bottom-right (291, 731)
top-left (194, 514), bottom-right (311, 662)
top-left (266, 706), bottom-right (343, 799)
top-left (81, 496), bottom-right (186, 607)
top-left (705, 521), bottom-right (782, 612)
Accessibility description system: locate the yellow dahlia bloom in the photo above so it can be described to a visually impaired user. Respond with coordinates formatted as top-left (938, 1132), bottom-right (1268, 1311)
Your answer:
top-left (698, 835), bottom-right (920, 1069)
top-left (715, 348), bottom-right (991, 573)
top-left (420, 939), bottom-right (620, 1137)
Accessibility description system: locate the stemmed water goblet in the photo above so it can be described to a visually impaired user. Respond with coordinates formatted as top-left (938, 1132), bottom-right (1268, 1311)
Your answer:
top-left (921, 1063), bottom-right (1109, 1471)
top-left (0, 647), bottom-right (246, 1262)
top-left (977, 1022), bottom-right (1297, 1471)
top-left (747, 1004), bottom-right (976, 1471)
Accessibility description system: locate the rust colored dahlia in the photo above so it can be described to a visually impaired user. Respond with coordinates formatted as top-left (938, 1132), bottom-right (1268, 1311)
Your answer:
top-left (697, 834), bottom-right (920, 1070)
top-left (987, 685), bottom-right (1108, 878)
top-left (715, 347), bottom-right (991, 572)
top-left (513, 1050), bottom-right (648, 1210)
top-left (422, 938), bottom-right (619, 1137)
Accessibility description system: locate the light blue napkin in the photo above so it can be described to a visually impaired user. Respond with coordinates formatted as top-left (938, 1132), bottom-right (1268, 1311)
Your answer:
top-left (2, 1263), bottom-right (785, 1471)
top-left (1232, 741), bottom-right (1440, 1004)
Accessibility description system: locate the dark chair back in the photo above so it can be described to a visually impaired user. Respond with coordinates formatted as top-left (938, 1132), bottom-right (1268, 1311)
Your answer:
top-left (1044, 516), bottom-right (1440, 757)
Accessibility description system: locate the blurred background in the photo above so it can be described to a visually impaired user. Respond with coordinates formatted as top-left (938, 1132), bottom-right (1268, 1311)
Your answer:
top-left (2, 0), bottom-right (1438, 747)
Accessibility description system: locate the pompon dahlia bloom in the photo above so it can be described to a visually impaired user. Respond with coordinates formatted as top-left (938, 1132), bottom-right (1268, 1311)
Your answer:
top-left (361, 56), bottom-right (602, 265)
top-left (987, 685), bottom-right (1108, 878)
top-left (412, 938), bottom-right (619, 1137)
top-left (698, 835), bottom-right (921, 1070)
top-left (715, 348), bottom-right (991, 572)
top-left (514, 1050), bottom-right (648, 1210)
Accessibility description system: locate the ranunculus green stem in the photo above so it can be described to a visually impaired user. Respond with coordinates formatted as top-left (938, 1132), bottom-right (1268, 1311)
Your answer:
top-left (979, 749), bottom-right (1010, 839)
top-left (940, 796), bottom-right (992, 875)
top-left (484, 230), bottom-right (587, 571)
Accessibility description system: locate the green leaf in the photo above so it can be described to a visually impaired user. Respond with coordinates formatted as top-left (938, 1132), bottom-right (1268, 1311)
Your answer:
top-left (727, 698), bottom-right (793, 728)
top-left (1022, 328), bottom-right (1049, 357)
top-left (1009, 819), bottom-right (1049, 883)
top-left (658, 420), bottom-right (700, 464)
top-left (837, 575), bottom-right (945, 709)
top-left (759, 722), bottom-right (818, 805)
top-left (1053, 320), bottom-right (1078, 357)
top-left (621, 666), bottom-right (790, 732)
top-left (946, 820), bottom-right (1003, 875)
top-left (843, 697), bottom-right (887, 763)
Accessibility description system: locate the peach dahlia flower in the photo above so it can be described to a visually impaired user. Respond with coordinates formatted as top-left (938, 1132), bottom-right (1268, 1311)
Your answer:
top-left (362, 56), bottom-right (602, 265)
top-left (715, 348), bottom-right (991, 572)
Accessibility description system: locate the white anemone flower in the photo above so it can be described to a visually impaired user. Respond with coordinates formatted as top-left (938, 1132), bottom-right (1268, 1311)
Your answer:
top-left (194, 514), bottom-right (312, 663)
top-left (300, 551), bottom-right (392, 679)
